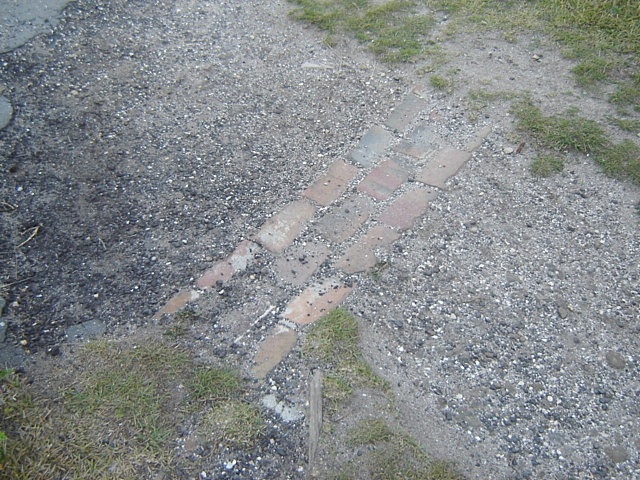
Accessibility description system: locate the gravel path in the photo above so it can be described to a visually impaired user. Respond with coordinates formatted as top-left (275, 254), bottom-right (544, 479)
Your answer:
top-left (0, 1), bottom-right (638, 479)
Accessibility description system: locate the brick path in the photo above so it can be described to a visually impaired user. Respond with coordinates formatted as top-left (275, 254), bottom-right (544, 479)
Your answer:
top-left (155, 85), bottom-right (491, 380)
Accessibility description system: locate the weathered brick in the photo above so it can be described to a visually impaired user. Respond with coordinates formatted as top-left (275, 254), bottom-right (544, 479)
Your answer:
top-left (464, 125), bottom-right (492, 152)
top-left (197, 240), bottom-right (259, 289)
top-left (335, 225), bottom-right (400, 274)
top-left (303, 160), bottom-right (359, 206)
top-left (255, 200), bottom-right (315, 253)
top-left (415, 148), bottom-right (472, 189)
top-left (314, 196), bottom-right (373, 243)
top-left (357, 159), bottom-right (409, 201)
top-left (251, 324), bottom-right (298, 379)
top-left (273, 241), bottom-right (330, 286)
top-left (378, 187), bottom-right (438, 231)
top-left (154, 289), bottom-right (200, 318)
top-left (349, 125), bottom-right (392, 168)
top-left (282, 278), bottom-right (353, 326)
top-left (385, 94), bottom-right (427, 131)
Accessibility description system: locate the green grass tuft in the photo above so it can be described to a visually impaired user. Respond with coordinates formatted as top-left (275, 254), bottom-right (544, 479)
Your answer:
top-left (289, 0), bottom-right (434, 62)
top-left (199, 401), bottom-right (265, 449)
top-left (304, 308), bottom-right (388, 413)
top-left (530, 155), bottom-right (565, 177)
top-left (513, 99), bottom-right (640, 184)
top-left (512, 99), bottom-right (608, 153)
top-left (596, 139), bottom-right (640, 184)
top-left (190, 366), bottom-right (243, 403)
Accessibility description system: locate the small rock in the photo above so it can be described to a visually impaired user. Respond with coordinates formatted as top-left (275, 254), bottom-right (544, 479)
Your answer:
top-left (503, 146), bottom-right (514, 154)
top-left (605, 350), bottom-right (626, 370)
top-left (0, 96), bottom-right (12, 130)
top-left (557, 304), bottom-right (570, 319)
top-left (66, 319), bottom-right (107, 342)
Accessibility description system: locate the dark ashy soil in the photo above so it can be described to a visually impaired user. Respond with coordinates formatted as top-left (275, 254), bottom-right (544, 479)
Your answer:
top-left (0, 0), bottom-right (397, 354)
top-left (1, 1), bottom-right (639, 479)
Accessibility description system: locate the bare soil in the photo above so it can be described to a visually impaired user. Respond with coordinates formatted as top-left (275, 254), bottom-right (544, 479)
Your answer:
top-left (0, 1), bottom-right (638, 479)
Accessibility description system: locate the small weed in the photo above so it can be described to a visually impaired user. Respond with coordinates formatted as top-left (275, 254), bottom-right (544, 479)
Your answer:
top-left (530, 155), bottom-right (565, 177)
top-left (163, 323), bottom-right (187, 338)
top-left (370, 260), bottom-right (389, 281)
top-left (347, 418), bottom-right (394, 446)
top-left (571, 57), bottom-right (613, 88)
top-left (610, 73), bottom-right (640, 110)
top-left (429, 74), bottom-right (452, 91)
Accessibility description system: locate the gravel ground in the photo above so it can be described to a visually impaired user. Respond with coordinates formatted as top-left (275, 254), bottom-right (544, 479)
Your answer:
top-left (0, 1), bottom-right (639, 479)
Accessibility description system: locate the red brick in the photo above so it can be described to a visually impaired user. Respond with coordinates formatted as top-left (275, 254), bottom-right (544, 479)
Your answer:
top-left (153, 289), bottom-right (200, 318)
top-left (378, 187), bottom-right (438, 231)
top-left (357, 159), bottom-right (409, 201)
top-left (255, 200), bottom-right (315, 253)
top-left (251, 324), bottom-right (298, 379)
top-left (282, 278), bottom-right (354, 326)
top-left (415, 148), bottom-right (472, 189)
top-left (197, 240), bottom-right (259, 289)
top-left (314, 196), bottom-right (373, 243)
top-left (335, 225), bottom-right (400, 274)
top-left (303, 160), bottom-right (359, 206)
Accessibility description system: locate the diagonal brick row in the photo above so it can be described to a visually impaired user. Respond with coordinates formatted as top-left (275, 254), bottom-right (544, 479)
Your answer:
top-left (152, 85), bottom-right (492, 380)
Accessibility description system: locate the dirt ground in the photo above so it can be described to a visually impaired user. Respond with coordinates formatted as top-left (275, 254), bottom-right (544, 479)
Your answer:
top-left (0, 0), bottom-right (638, 479)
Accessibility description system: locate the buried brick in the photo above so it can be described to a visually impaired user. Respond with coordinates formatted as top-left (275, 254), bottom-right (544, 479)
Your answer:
top-left (153, 289), bottom-right (200, 318)
top-left (378, 187), bottom-right (439, 231)
top-left (251, 324), bottom-right (298, 379)
top-left (255, 200), bottom-right (315, 253)
top-left (357, 159), bottom-right (410, 201)
top-left (303, 160), bottom-right (359, 206)
top-left (336, 225), bottom-right (400, 274)
top-left (415, 148), bottom-right (472, 189)
top-left (385, 93), bottom-right (427, 131)
top-left (197, 240), bottom-right (259, 289)
top-left (349, 125), bottom-right (392, 168)
top-left (282, 278), bottom-right (353, 326)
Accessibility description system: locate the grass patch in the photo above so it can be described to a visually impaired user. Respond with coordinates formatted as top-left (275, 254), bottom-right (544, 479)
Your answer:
top-left (190, 366), bottom-right (243, 403)
top-left (513, 99), bottom-right (640, 184)
top-left (335, 418), bottom-right (461, 480)
top-left (596, 139), bottom-right (640, 183)
top-left (199, 401), bottom-right (265, 449)
top-left (289, 0), bottom-right (435, 62)
top-left (0, 339), bottom-right (262, 479)
top-left (511, 99), bottom-right (608, 153)
top-left (608, 116), bottom-right (640, 133)
top-left (610, 73), bottom-right (640, 111)
top-left (530, 155), bottom-right (565, 177)
top-left (304, 308), bottom-right (388, 413)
